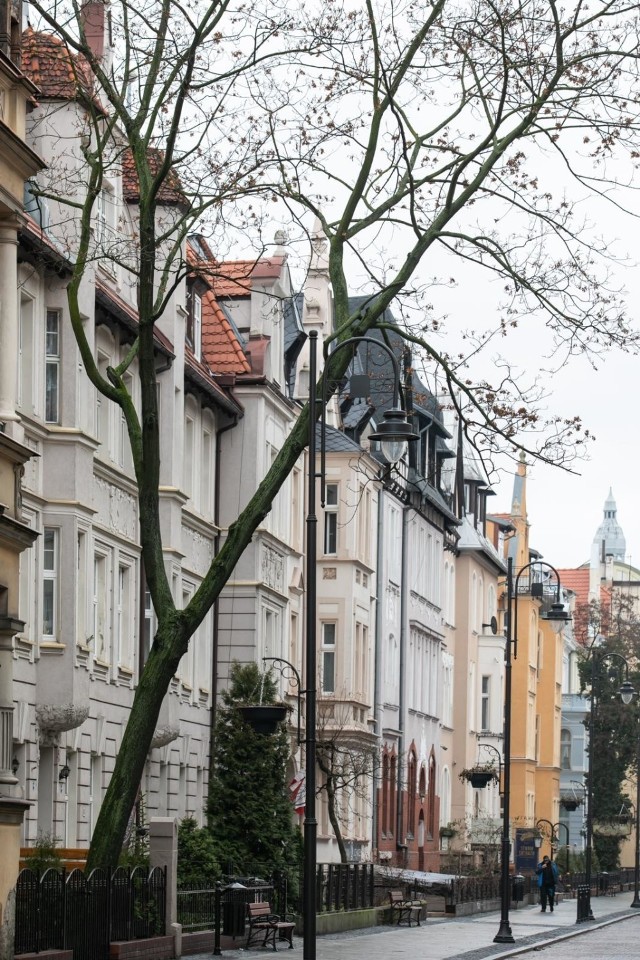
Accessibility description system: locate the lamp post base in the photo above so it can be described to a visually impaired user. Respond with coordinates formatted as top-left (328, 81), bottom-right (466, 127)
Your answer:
top-left (631, 895), bottom-right (640, 908)
top-left (494, 923), bottom-right (514, 944)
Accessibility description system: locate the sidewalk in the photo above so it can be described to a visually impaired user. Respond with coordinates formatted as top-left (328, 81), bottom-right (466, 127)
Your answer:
top-left (183, 892), bottom-right (640, 960)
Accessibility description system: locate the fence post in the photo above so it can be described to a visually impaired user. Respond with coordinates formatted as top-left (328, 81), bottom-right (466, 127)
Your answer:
top-left (149, 817), bottom-right (178, 938)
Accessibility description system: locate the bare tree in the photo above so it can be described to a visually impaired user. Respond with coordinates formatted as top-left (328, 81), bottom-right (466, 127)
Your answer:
top-left (25, 0), bottom-right (640, 868)
top-left (316, 700), bottom-right (376, 863)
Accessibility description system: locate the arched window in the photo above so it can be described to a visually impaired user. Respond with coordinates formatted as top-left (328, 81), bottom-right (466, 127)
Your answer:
top-left (407, 749), bottom-right (417, 836)
top-left (390, 754), bottom-right (397, 838)
top-left (381, 752), bottom-right (390, 836)
top-left (427, 753), bottom-right (436, 838)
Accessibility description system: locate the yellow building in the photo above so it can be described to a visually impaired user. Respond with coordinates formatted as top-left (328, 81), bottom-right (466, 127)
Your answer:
top-left (498, 457), bottom-right (565, 860)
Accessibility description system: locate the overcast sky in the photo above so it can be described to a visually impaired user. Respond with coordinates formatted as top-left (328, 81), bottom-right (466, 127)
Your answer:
top-left (492, 343), bottom-right (640, 571)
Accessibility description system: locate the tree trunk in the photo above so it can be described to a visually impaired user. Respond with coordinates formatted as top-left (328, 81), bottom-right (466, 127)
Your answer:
top-left (86, 615), bottom-right (186, 871)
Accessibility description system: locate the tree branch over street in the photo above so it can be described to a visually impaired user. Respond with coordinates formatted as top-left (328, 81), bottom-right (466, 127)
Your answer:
top-left (25, 0), bottom-right (640, 868)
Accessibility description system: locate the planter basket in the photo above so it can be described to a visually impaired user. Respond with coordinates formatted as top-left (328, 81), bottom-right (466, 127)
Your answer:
top-left (236, 703), bottom-right (290, 735)
top-left (560, 798), bottom-right (582, 812)
top-left (470, 772), bottom-right (495, 789)
top-left (592, 817), bottom-right (633, 838)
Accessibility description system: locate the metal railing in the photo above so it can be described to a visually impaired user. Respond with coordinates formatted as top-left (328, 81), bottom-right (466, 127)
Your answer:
top-left (315, 863), bottom-right (374, 913)
top-left (14, 865), bottom-right (166, 960)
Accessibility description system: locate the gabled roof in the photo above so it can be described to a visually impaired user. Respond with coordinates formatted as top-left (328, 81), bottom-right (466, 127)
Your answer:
top-left (212, 256), bottom-right (286, 297)
top-left (201, 289), bottom-right (251, 375)
top-left (187, 239), bottom-right (251, 376)
top-left (22, 27), bottom-right (99, 106)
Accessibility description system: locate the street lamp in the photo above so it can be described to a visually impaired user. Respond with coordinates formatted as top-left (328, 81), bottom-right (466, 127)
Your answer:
top-left (494, 557), bottom-right (571, 944)
top-left (302, 331), bottom-right (416, 960)
top-left (579, 651), bottom-right (635, 923)
top-left (535, 819), bottom-right (569, 869)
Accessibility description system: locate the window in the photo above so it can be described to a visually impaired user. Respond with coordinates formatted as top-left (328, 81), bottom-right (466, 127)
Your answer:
top-left (184, 414), bottom-right (195, 498)
top-left (42, 528), bottom-right (58, 638)
top-left (76, 530), bottom-right (88, 644)
top-left (142, 582), bottom-right (156, 666)
top-left (407, 750), bottom-right (417, 836)
top-left (481, 675), bottom-right (490, 731)
top-left (186, 285), bottom-right (203, 360)
top-left (324, 484), bottom-right (338, 555)
top-left (381, 752), bottom-right (390, 836)
top-left (45, 310), bottom-right (61, 423)
top-left (19, 294), bottom-right (35, 415)
top-left (93, 552), bottom-right (109, 661)
top-left (95, 185), bottom-right (115, 245)
top-left (321, 622), bottom-right (336, 693)
top-left (561, 729), bottom-right (571, 770)
top-left (117, 563), bottom-right (134, 670)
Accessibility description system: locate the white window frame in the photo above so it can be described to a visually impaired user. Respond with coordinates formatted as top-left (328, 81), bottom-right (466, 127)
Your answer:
top-left (117, 559), bottom-right (135, 671)
top-left (42, 527), bottom-right (58, 639)
top-left (93, 547), bottom-right (110, 663)
top-left (45, 309), bottom-right (61, 423)
top-left (321, 622), bottom-right (336, 693)
top-left (481, 675), bottom-right (490, 732)
top-left (323, 483), bottom-right (339, 555)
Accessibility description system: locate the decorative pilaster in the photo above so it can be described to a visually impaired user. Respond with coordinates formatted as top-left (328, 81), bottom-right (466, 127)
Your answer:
top-left (0, 222), bottom-right (19, 427)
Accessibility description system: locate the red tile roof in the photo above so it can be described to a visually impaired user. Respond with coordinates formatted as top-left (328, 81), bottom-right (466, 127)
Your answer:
top-left (556, 568), bottom-right (590, 603)
top-left (122, 148), bottom-right (187, 207)
top-left (22, 27), bottom-right (97, 104)
top-left (211, 257), bottom-right (286, 297)
top-left (187, 241), bottom-right (251, 376)
top-left (201, 289), bottom-right (250, 375)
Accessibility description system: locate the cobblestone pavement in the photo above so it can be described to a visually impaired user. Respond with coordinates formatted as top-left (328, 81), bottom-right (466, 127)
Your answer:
top-left (182, 894), bottom-right (640, 960)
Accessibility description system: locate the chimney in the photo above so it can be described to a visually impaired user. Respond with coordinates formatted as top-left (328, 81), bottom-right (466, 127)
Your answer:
top-left (80, 0), bottom-right (109, 61)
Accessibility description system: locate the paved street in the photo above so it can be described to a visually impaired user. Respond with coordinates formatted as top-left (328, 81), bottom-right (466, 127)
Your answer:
top-left (186, 894), bottom-right (640, 960)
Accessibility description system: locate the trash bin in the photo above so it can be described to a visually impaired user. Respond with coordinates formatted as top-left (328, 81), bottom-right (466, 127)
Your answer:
top-left (222, 882), bottom-right (248, 937)
top-left (599, 872), bottom-right (609, 895)
top-left (511, 875), bottom-right (525, 906)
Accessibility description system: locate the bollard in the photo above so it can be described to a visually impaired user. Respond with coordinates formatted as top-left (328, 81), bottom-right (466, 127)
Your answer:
top-left (576, 884), bottom-right (591, 923)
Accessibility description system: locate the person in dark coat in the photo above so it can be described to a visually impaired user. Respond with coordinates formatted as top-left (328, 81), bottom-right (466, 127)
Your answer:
top-left (536, 855), bottom-right (560, 912)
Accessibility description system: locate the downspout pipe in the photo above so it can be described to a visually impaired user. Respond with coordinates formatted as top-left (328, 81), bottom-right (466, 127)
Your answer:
top-left (372, 482), bottom-right (385, 858)
top-left (208, 415), bottom-right (240, 802)
top-left (396, 504), bottom-right (409, 855)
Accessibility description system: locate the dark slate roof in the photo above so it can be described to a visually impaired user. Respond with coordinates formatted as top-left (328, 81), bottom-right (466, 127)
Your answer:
top-left (315, 422), bottom-right (363, 453)
top-left (346, 296), bottom-right (449, 436)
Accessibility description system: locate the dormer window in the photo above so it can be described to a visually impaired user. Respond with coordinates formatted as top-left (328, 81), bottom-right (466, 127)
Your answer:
top-left (186, 281), bottom-right (205, 361)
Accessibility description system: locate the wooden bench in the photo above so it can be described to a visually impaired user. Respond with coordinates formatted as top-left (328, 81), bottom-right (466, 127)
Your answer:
top-left (245, 901), bottom-right (295, 951)
top-left (388, 889), bottom-right (422, 927)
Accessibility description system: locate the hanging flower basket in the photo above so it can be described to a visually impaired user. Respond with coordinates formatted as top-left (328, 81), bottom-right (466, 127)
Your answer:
top-left (459, 765), bottom-right (499, 789)
top-left (236, 703), bottom-right (291, 735)
top-left (560, 796), bottom-right (582, 812)
top-left (592, 815), bottom-right (633, 838)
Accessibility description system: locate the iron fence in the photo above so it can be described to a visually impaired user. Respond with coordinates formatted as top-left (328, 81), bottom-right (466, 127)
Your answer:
top-left (177, 879), bottom-right (276, 934)
top-left (14, 865), bottom-right (165, 960)
top-left (315, 863), bottom-right (375, 913)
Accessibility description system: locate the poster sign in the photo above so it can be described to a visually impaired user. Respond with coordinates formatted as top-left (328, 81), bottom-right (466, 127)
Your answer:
top-left (289, 771), bottom-right (305, 815)
top-left (514, 828), bottom-right (539, 875)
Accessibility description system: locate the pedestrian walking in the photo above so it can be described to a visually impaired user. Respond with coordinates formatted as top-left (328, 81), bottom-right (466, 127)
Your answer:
top-left (536, 854), bottom-right (559, 912)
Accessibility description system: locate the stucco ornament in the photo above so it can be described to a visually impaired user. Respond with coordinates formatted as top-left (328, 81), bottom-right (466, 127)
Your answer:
top-left (151, 723), bottom-right (180, 748)
top-left (36, 702), bottom-right (90, 744)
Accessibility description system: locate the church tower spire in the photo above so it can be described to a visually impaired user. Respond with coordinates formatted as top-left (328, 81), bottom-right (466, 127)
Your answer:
top-left (594, 488), bottom-right (626, 562)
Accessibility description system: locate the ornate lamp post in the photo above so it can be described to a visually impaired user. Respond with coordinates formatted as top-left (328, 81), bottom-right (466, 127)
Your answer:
top-left (494, 558), bottom-right (571, 944)
top-left (631, 730), bottom-right (640, 909)
top-left (535, 819), bottom-right (569, 869)
top-left (579, 651), bottom-right (635, 923)
top-left (302, 331), bottom-right (416, 960)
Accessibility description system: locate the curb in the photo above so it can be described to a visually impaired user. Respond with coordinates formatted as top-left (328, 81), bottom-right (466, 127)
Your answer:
top-left (475, 909), bottom-right (638, 960)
